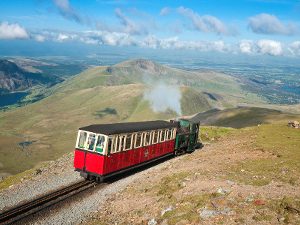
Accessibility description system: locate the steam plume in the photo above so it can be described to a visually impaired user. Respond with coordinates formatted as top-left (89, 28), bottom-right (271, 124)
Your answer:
top-left (144, 82), bottom-right (182, 115)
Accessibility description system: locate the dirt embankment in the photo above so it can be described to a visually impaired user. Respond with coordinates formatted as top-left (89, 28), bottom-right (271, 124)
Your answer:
top-left (85, 125), bottom-right (300, 225)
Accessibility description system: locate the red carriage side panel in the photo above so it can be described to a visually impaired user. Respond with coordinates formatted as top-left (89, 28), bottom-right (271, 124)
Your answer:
top-left (102, 139), bottom-right (175, 176)
top-left (74, 149), bottom-right (85, 170)
top-left (85, 152), bottom-right (105, 175)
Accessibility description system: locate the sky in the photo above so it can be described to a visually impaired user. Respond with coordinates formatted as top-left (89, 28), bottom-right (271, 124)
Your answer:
top-left (0, 0), bottom-right (300, 57)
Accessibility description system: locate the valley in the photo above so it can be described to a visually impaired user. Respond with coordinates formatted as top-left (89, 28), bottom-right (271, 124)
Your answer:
top-left (0, 57), bottom-right (89, 109)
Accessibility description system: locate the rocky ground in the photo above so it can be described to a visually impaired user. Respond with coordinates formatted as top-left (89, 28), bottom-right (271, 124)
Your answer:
top-left (0, 153), bottom-right (80, 211)
top-left (85, 126), bottom-right (300, 225)
top-left (0, 151), bottom-right (152, 224)
top-left (0, 124), bottom-right (299, 225)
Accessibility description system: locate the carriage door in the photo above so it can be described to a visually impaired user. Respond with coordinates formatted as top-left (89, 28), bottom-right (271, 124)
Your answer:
top-left (74, 131), bottom-right (88, 170)
top-left (83, 133), bottom-right (96, 170)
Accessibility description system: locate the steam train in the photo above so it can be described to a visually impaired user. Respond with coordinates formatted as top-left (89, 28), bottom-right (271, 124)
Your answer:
top-left (73, 118), bottom-right (200, 182)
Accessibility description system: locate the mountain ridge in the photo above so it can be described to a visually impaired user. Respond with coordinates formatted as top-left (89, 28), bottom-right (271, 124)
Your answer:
top-left (0, 59), bottom-right (62, 94)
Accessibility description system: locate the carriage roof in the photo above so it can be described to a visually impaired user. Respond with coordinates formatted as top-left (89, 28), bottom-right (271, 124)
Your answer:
top-left (79, 120), bottom-right (177, 135)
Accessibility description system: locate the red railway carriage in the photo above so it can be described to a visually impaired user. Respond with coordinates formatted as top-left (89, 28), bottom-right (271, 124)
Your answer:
top-left (74, 120), bottom-right (177, 181)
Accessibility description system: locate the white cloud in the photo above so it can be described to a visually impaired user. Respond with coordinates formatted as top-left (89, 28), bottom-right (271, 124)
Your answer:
top-left (141, 35), bottom-right (160, 49)
top-left (248, 13), bottom-right (297, 35)
top-left (52, 0), bottom-right (85, 24)
top-left (100, 32), bottom-right (133, 46)
top-left (211, 40), bottom-right (227, 52)
top-left (177, 6), bottom-right (230, 35)
top-left (29, 29), bottom-right (136, 46)
top-left (0, 21), bottom-right (29, 39)
top-left (20, 28), bottom-right (300, 57)
top-left (257, 39), bottom-right (283, 56)
top-left (238, 39), bottom-right (283, 56)
top-left (34, 34), bottom-right (46, 42)
top-left (140, 35), bottom-right (229, 52)
top-left (115, 8), bottom-right (148, 35)
top-left (142, 35), bottom-right (197, 50)
top-left (79, 37), bottom-right (99, 45)
top-left (160, 7), bottom-right (171, 16)
top-left (288, 41), bottom-right (300, 55)
top-left (57, 33), bottom-right (70, 42)
top-left (239, 40), bottom-right (254, 54)
top-left (83, 31), bottom-right (137, 46)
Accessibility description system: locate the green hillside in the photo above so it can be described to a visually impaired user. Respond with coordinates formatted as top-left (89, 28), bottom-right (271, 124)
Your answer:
top-left (0, 59), bottom-right (273, 177)
top-left (191, 107), bottom-right (300, 128)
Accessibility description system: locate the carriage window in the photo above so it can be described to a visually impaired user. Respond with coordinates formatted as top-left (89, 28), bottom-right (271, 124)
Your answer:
top-left (111, 136), bottom-right (118, 153)
top-left (165, 130), bottom-right (169, 140)
top-left (160, 130), bottom-right (166, 142)
top-left (150, 131), bottom-right (154, 144)
top-left (172, 128), bottom-right (177, 139)
top-left (95, 135), bottom-right (105, 153)
top-left (153, 130), bottom-right (159, 144)
top-left (144, 132), bottom-right (151, 146)
top-left (119, 135), bottom-right (126, 152)
top-left (166, 129), bottom-right (171, 140)
top-left (125, 134), bottom-right (132, 150)
top-left (87, 133), bottom-right (96, 151)
top-left (168, 129), bottom-right (174, 139)
top-left (107, 137), bottom-right (112, 155)
top-left (135, 133), bottom-right (143, 148)
top-left (157, 130), bottom-right (162, 143)
top-left (77, 131), bottom-right (87, 149)
top-left (168, 129), bottom-right (173, 140)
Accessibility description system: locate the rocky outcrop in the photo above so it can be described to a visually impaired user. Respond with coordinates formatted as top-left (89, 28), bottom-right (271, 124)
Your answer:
top-left (0, 59), bottom-right (62, 93)
top-left (288, 121), bottom-right (299, 128)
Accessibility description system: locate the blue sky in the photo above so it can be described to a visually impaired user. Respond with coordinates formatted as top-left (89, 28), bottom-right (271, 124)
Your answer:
top-left (0, 0), bottom-right (300, 57)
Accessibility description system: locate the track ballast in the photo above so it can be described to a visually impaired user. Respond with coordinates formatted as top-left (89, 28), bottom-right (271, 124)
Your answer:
top-left (0, 180), bottom-right (95, 225)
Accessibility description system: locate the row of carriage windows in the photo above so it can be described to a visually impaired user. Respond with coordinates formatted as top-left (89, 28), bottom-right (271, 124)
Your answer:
top-left (77, 128), bottom-right (176, 155)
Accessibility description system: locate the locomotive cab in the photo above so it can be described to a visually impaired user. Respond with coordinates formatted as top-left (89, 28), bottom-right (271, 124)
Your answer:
top-left (174, 118), bottom-right (200, 155)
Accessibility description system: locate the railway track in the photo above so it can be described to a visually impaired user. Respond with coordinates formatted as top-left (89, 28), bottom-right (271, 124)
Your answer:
top-left (0, 180), bottom-right (96, 225)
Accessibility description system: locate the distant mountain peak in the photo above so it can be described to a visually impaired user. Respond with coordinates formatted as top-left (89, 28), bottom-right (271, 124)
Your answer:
top-left (112, 59), bottom-right (169, 75)
top-left (117, 59), bottom-right (156, 66)
top-left (127, 59), bottom-right (158, 68)
top-left (0, 59), bottom-right (62, 93)
top-left (0, 59), bottom-right (24, 74)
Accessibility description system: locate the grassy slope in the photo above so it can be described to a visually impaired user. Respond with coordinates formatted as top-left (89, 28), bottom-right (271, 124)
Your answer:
top-left (180, 87), bottom-right (211, 115)
top-left (0, 67), bottom-right (142, 175)
top-left (0, 83), bottom-right (144, 175)
top-left (227, 123), bottom-right (300, 186)
top-left (192, 106), bottom-right (300, 128)
top-left (86, 121), bottom-right (300, 225)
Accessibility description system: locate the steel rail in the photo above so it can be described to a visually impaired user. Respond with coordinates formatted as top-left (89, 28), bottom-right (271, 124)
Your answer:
top-left (0, 180), bottom-right (95, 225)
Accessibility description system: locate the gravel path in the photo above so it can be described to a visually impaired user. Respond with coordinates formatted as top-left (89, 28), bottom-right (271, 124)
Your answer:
top-left (0, 153), bottom-right (81, 211)
top-left (0, 151), bottom-right (175, 224)
top-left (20, 173), bottom-right (140, 225)
top-left (24, 159), bottom-right (173, 225)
